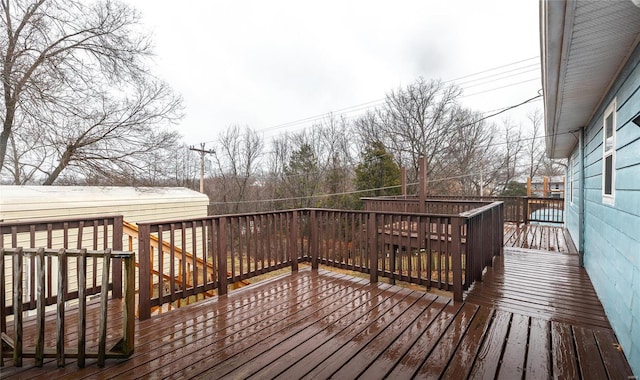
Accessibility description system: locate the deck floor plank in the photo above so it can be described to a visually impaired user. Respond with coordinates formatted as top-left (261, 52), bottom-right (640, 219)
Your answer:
top-left (414, 302), bottom-right (479, 379)
top-left (593, 328), bottom-right (635, 379)
top-left (440, 305), bottom-right (494, 380)
top-left (526, 318), bottom-right (551, 380)
top-left (497, 313), bottom-right (529, 379)
top-left (574, 325), bottom-right (609, 380)
top-left (468, 310), bottom-right (511, 379)
top-left (551, 321), bottom-right (580, 379)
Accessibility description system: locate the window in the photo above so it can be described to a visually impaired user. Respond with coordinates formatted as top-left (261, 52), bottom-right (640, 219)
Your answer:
top-left (602, 100), bottom-right (616, 204)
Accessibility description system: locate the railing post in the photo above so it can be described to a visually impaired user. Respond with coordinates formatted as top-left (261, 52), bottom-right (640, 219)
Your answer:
top-left (13, 248), bottom-right (23, 367)
top-left (98, 249), bottom-right (111, 368)
top-left (291, 211), bottom-right (299, 272)
top-left (138, 223), bottom-right (151, 321)
top-left (0, 247), bottom-right (5, 367)
top-left (498, 203), bottom-right (504, 257)
top-left (311, 209), bottom-right (319, 270)
top-left (451, 218), bottom-right (463, 302)
top-left (112, 216), bottom-right (124, 299)
top-left (368, 212), bottom-right (378, 284)
top-left (217, 217), bottom-right (228, 296)
top-left (122, 252), bottom-right (136, 356)
top-left (523, 197), bottom-right (529, 225)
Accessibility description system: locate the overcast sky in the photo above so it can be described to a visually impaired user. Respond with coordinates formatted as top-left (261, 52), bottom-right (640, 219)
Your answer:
top-left (128, 0), bottom-right (541, 146)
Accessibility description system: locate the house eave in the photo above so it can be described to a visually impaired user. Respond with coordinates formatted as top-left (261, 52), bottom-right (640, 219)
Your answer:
top-left (541, 0), bottom-right (640, 159)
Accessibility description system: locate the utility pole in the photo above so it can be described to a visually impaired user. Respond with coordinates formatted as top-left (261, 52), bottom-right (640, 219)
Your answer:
top-left (189, 143), bottom-right (214, 193)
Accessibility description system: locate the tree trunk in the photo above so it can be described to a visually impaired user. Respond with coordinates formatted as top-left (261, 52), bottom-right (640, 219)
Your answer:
top-left (42, 148), bottom-right (74, 185)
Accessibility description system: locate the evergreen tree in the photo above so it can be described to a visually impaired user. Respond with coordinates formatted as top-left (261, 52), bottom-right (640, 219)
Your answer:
top-left (355, 141), bottom-right (402, 201)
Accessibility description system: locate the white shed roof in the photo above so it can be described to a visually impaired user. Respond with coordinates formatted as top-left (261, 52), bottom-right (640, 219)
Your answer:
top-left (0, 186), bottom-right (209, 223)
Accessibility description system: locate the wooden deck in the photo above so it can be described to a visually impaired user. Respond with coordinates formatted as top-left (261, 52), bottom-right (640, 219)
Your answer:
top-left (1, 265), bottom-right (633, 379)
top-left (504, 223), bottom-right (577, 253)
top-left (464, 248), bottom-right (610, 329)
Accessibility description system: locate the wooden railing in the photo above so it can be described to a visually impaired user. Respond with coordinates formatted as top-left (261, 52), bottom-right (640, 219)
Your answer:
top-left (310, 203), bottom-right (503, 302)
top-left (0, 216), bottom-right (134, 368)
top-left (136, 210), bottom-right (302, 320)
top-left (137, 203), bottom-right (504, 318)
top-left (364, 195), bottom-right (564, 224)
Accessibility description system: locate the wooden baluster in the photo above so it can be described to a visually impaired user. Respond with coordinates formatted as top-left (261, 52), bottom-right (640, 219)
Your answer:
top-left (217, 218), bottom-right (228, 295)
top-left (368, 213), bottom-right (378, 284)
top-left (56, 248), bottom-right (66, 367)
top-left (35, 248), bottom-right (45, 367)
top-left (451, 218), bottom-right (462, 302)
top-left (98, 249), bottom-right (111, 367)
top-left (13, 248), bottom-right (23, 367)
top-left (77, 248), bottom-right (87, 368)
top-left (122, 252), bottom-right (136, 356)
top-left (291, 211), bottom-right (298, 272)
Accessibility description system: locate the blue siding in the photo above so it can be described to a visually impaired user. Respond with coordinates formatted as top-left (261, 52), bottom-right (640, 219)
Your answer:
top-left (566, 45), bottom-right (640, 375)
top-left (565, 150), bottom-right (581, 244)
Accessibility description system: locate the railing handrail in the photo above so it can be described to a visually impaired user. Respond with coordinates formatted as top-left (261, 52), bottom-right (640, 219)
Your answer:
top-left (459, 201), bottom-right (504, 218)
top-left (0, 215), bottom-right (123, 233)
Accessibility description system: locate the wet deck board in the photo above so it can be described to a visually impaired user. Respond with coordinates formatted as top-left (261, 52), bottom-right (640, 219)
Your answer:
top-left (464, 247), bottom-right (611, 329)
top-left (504, 223), bottom-right (577, 253)
top-left (1, 268), bottom-right (632, 379)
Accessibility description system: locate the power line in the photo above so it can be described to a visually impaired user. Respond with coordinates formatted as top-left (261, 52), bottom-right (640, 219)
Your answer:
top-left (208, 159), bottom-right (561, 206)
top-left (198, 56), bottom-right (542, 144)
top-left (258, 59), bottom-right (540, 135)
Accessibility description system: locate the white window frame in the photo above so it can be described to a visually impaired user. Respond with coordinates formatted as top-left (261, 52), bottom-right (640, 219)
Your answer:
top-left (602, 99), bottom-right (616, 205)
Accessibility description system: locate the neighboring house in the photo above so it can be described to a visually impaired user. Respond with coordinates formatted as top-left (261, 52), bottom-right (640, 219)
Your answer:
top-left (541, 0), bottom-right (640, 374)
top-left (527, 175), bottom-right (565, 198)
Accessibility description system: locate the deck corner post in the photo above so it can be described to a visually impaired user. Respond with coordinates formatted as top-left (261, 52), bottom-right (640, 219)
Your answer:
top-left (138, 223), bottom-right (152, 321)
top-left (498, 203), bottom-right (504, 257)
top-left (451, 218), bottom-right (463, 302)
top-left (217, 217), bottom-right (228, 296)
top-left (311, 209), bottom-right (319, 270)
top-left (368, 212), bottom-right (378, 284)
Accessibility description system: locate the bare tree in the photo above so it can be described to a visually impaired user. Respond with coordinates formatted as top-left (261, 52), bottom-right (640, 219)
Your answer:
top-left (1, 0), bottom-right (182, 183)
top-left (446, 108), bottom-right (497, 195)
top-left (523, 109), bottom-right (545, 179)
top-left (494, 118), bottom-right (524, 194)
top-left (209, 125), bottom-right (263, 213)
top-left (352, 78), bottom-right (462, 193)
